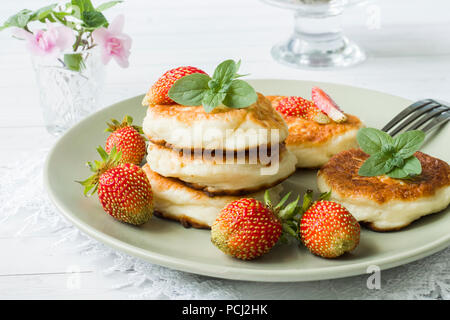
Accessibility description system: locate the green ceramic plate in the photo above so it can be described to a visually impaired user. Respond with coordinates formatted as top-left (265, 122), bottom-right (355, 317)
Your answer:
top-left (44, 80), bottom-right (450, 282)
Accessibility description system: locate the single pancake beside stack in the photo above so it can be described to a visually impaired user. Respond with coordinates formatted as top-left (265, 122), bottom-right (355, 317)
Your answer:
top-left (267, 95), bottom-right (364, 168)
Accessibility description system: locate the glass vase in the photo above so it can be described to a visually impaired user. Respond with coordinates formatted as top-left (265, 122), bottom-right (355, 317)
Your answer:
top-left (31, 48), bottom-right (106, 136)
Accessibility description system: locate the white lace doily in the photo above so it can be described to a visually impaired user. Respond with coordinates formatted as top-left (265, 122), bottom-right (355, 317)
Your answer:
top-left (1, 145), bottom-right (449, 300)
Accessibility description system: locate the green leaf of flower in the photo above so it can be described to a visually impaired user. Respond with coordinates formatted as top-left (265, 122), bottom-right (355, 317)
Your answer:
top-left (71, 0), bottom-right (95, 13)
top-left (31, 4), bottom-right (58, 22)
top-left (222, 80), bottom-right (257, 109)
top-left (64, 53), bottom-right (85, 71)
top-left (358, 151), bottom-right (394, 177)
top-left (393, 130), bottom-right (425, 159)
top-left (357, 128), bottom-right (394, 155)
top-left (96, 1), bottom-right (123, 12)
top-left (0, 9), bottom-right (33, 31)
top-left (82, 10), bottom-right (108, 28)
top-left (168, 73), bottom-right (211, 106)
top-left (386, 155), bottom-right (422, 179)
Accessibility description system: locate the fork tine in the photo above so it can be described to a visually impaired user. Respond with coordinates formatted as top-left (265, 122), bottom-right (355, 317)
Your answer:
top-left (381, 99), bottom-right (433, 133)
top-left (421, 110), bottom-right (450, 133)
top-left (389, 102), bottom-right (442, 136)
top-left (407, 106), bottom-right (449, 131)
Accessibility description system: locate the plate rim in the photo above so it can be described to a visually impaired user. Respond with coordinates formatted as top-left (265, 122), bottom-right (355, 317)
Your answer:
top-left (43, 79), bottom-right (450, 282)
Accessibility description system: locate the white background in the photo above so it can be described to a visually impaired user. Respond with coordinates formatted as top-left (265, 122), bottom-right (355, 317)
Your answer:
top-left (0, 0), bottom-right (449, 299)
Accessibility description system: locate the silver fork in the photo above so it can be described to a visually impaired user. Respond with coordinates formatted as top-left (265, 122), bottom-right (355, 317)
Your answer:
top-left (381, 99), bottom-right (450, 136)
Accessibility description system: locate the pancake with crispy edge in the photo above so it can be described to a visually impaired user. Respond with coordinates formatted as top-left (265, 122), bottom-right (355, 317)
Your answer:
top-left (142, 93), bottom-right (289, 151)
top-left (145, 141), bottom-right (296, 195)
top-left (267, 95), bottom-right (364, 168)
top-left (317, 149), bottom-right (450, 231)
top-left (142, 164), bottom-right (282, 229)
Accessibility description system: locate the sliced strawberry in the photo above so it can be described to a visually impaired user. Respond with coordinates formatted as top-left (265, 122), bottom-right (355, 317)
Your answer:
top-left (311, 87), bottom-right (347, 123)
top-left (275, 96), bottom-right (330, 124)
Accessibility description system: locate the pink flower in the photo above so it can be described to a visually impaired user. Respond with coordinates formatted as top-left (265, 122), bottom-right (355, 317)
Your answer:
top-left (92, 15), bottom-right (132, 68)
top-left (13, 22), bottom-right (75, 56)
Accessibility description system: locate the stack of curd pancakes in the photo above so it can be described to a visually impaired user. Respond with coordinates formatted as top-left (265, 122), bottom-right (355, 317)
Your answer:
top-left (141, 63), bottom-right (296, 228)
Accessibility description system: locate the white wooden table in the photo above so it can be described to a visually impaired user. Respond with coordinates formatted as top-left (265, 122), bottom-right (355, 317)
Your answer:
top-left (1, 0), bottom-right (449, 299)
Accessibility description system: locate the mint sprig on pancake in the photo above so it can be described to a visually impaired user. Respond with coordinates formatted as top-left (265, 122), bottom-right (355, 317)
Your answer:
top-left (168, 59), bottom-right (258, 112)
top-left (357, 127), bottom-right (425, 179)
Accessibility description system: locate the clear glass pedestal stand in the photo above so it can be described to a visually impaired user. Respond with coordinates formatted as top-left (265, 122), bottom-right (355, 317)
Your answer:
top-left (261, 0), bottom-right (368, 69)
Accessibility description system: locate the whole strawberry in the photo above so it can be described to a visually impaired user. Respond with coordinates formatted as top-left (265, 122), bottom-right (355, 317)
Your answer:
top-left (78, 147), bottom-right (153, 225)
top-left (105, 115), bottom-right (146, 165)
top-left (211, 192), bottom-right (300, 260)
top-left (275, 96), bottom-right (330, 124)
top-left (299, 200), bottom-right (360, 258)
top-left (144, 66), bottom-right (207, 105)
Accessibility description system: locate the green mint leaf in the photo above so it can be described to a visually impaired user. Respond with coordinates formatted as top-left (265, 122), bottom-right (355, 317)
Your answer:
top-left (202, 90), bottom-right (226, 113)
top-left (64, 53), bottom-right (85, 71)
top-left (358, 151), bottom-right (394, 177)
top-left (97, 1), bottom-right (123, 11)
top-left (82, 11), bottom-right (108, 28)
top-left (168, 73), bottom-right (211, 106)
top-left (222, 79), bottom-right (257, 109)
top-left (393, 130), bottom-right (425, 159)
top-left (170, 59), bottom-right (256, 112)
top-left (386, 155), bottom-right (404, 169)
top-left (380, 144), bottom-right (396, 154)
top-left (357, 128), bottom-right (394, 155)
top-left (386, 156), bottom-right (422, 179)
top-left (212, 59), bottom-right (238, 86)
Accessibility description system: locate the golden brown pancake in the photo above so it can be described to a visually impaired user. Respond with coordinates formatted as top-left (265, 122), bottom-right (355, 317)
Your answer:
top-left (267, 95), bottom-right (364, 168)
top-left (142, 164), bottom-right (282, 229)
top-left (317, 149), bottom-right (450, 231)
top-left (142, 93), bottom-right (289, 151)
top-left (145, 141), bottom-right (296, 196)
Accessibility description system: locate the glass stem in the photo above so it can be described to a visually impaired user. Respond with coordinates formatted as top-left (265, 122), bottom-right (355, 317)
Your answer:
top-left (292, 9), bottom-right (346, 54)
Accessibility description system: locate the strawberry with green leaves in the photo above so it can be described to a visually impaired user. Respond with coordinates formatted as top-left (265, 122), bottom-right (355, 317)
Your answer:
top-left (299, 199), bottom-right (360, 258)
top-left (211, 191), bottom-right (300, 260)
top-left (275, 96), bottom-right (330, 124)
top-left (105, 115), bottom-right (146, 165)
top-left (78, 146), bottom-right (153, 226)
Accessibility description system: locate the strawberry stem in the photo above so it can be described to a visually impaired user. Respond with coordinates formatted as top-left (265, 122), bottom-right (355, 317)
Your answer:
top-left (105, 115), bottom-right (144, 134)
top-left (76, 146), bottom-right (122, 196)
